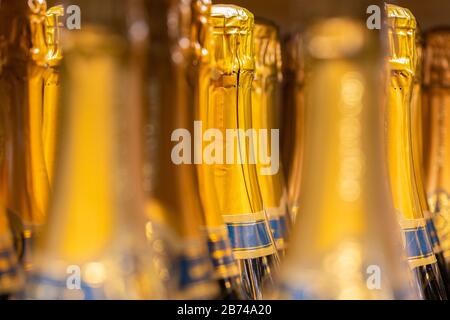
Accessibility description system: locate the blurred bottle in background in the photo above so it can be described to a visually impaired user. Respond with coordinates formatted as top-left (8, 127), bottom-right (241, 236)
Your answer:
top-left (139, 0), bottom-right (221, 299)
top-left (26, 0), bottom-right (167, 299)
top-left (281, 32), bottom-right (305, 223)
top-left (273, 16), bottom-right (416, 299)
top-left (410, 28), bottom-right (450, 295)
top-left (385, 3), bottom-right (447, 300)
top-left (0, 0), bottom-right (41, 274)
top-left (0, 2), bottom-right (27, 298)
top-left (252, 19), bottom-right (290, 255)
top-left (424, 29), bottom-right (450, 296)
top-left (0, 207), bottom-right (22, 299)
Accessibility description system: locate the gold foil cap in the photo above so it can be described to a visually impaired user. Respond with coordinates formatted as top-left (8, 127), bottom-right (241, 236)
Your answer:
top-left (211, 5), bottom-right (253, 33)
top-left (254, 18), bottom-right (282, 81)
top-left (210, 4), bottom-right (255, 73)
top-left (191, 0), bottom-right (212, 61)
top-left (385, 4), bottom-right (417, 30)
top-left (424, 30), bottom-right (450, 87)
top-left (283, 33), bottom-right (305, 86)
top-left (385, 4), bottom-right (417, 74)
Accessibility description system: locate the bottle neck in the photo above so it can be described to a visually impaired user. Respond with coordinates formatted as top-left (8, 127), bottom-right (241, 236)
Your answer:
top-left (45, 28), bottom-right (138, 262)
top-left (426, 87), bottom-right (450, 194)
top-left (424, 31), bottom-right (450, 196)
top-left (252, 23), bottom-right (283, 210)
top-left (210, 5), bottom-right (254, 75)
top-left (386, 5), bottom-right (422, 221)
top-left (144, 0), bottom-right (206, 239)
top-left (295, 18), bottom-right (389, 251)
top-left (281, 18), bottom-right (410, 300)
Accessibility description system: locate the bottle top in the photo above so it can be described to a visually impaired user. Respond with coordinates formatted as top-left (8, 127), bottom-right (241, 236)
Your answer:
top-left (44, 5), bottom-right (64, 66)
top-left (385, 4), bottom-right (418, 74)
top-left (424, 30), bottom-right (450, 87)
top-left (211, 5), bottom-right (253, 33)
top-left (29, 1), bottom-right (64, 67)
top-left (209, 4), bottom-right (255, 73)
top-left (191, 0), bottom-right (212, 61)
top-left (254, 18), bottom-right (282, 81)
top-left (385, 4), bottom-right (417, 30)
top-left (167, 0), bottom-right (209, 66)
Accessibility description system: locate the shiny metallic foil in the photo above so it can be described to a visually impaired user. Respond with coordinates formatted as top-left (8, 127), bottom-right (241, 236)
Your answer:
top-left (411, 29), bottom-right (450, 296)
top-left (385, 4), bottom-right (447, 299)
top-left (196, 5), bottom-right (279, 300)
top-left (190, 0), bottom-right (245, 299)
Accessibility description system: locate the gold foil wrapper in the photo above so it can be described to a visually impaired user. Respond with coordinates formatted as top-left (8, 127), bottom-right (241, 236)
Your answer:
top-left (252, 19), bottom-right (289, 251)
top-left (424, 30), bottom-right (450, 262)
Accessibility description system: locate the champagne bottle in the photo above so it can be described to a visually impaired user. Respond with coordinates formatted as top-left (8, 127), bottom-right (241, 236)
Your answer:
top-left (197, 4), bottom-right (279, 300)
top-left (23, 0), bottom-right (65, 271)
top-left (252, 19), bottom-right (290, 253)
top-left (41, 4), bottom-right (64, 186)
top-left (138, 0), bottom-right (220, 299)
top-left (188, 0), bottom-right (245, 300)
top-left (281, 33), bottom-right (305, 223)
top-left (411, 30), bottom-right (450, 295)
top-left (385, 3), bottom-right (447, 300)
top-left (424, 29), bottom-right (450, 293)
top-left (274, 17), bottom-right (415, 300)
top-left (0, 7), bottom-right (23, 294)
top-left (0, 1), bottom-right (41, 272)
top-left (0, 207), bottom-right (22, 299)
top-left (26, 0), bottom-right (166, 299)
top-left (0, 1), bottom-right (34, 272)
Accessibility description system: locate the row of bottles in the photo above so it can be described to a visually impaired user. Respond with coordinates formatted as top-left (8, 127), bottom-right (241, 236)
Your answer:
top-left (0, 0), bottom-right (449, 300)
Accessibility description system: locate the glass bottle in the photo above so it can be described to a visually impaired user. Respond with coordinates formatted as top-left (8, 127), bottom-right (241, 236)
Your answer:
top-left (273, 17), bottom-right (415, 300)
top-left (192, 0), bottom-right (245, 299)
top-left (424, 29), bottom-right (450, 295)
top-left (197, 4), bottom-right (279, 300)
top-left (26, 0), bottom-right (166, 299)
top-left (22, 0), bottom-right (64, 271)
top-left (385, 3), bottom-right (447, 299)
top-left (410, 30), bottom-right (450, 295)
top-left (138, 0), bottom-right (220, 299)
top-left (281, 32), bottom-right (305, 223)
